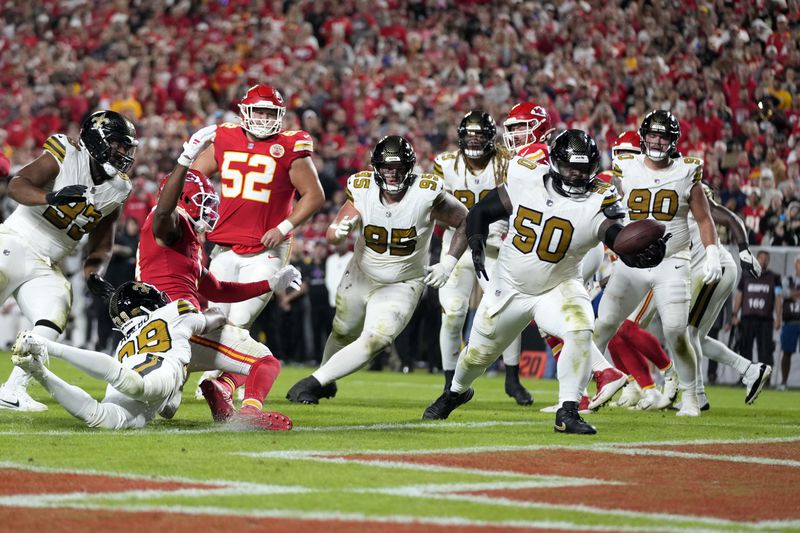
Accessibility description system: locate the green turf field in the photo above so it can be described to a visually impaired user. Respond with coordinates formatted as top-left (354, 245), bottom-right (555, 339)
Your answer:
top-left (1, 357), bottom-right (799, 532)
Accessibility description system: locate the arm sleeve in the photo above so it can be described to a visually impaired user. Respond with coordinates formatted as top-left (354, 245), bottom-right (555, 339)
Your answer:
top-left (465, 187), bottom-right (509, 242)
top-left (198, 271), bottom-right (270, 303)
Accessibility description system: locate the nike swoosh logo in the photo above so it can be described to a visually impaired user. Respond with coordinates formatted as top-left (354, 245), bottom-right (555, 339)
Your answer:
top-left (554, 422), bottom-right (566, 432)
top-left (0, 398), bottom-right (20, 408)
top-left (674, 265), bottom-right (683, 269)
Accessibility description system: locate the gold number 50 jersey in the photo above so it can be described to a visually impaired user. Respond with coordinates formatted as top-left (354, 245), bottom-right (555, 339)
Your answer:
top-left (346, 171), bottom-right (446, 284)
top-left (3, 134), bottom-right (132, 263)
top-left (613, 153), bottom-right (703, 258)
top-left (495, 158), bottom-right (619, 296)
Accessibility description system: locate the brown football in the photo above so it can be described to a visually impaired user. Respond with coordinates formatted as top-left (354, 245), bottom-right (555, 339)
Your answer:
top-left (614, 219), bottom-right (666, 256)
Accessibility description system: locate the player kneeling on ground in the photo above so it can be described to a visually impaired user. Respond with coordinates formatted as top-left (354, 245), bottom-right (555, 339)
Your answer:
top-left (421, 130), bottom-right (669, 434)
top-left (11, 281), bottom-right (291, 430)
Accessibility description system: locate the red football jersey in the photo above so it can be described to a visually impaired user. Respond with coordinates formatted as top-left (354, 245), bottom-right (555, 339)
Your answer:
top-left (136, 210), bottom-right (204, 309)
top-left (596, 170), bottom-right (615, 184)
top-left (208, 124), bottom-right (314, 254)
top-left (517, 142), bottom-right (550, 164)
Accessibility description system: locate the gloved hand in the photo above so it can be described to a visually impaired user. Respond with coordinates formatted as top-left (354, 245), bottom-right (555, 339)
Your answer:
top-left (619, 233), bottom-right (671, 269)
top-left (269, 265), bottom-right (302, 293)
top-left (703, 244), bottom-right (723, 284)
top-left (177, 124), bottom-right (217, 167)
top-left (468, 234), bottom-right (488, 280)
top-left (424, 255), bottom-right (458, 289)
top-left (738, 244), bottom-right (761, 278)
top-left (45, 184), bottom-right (87, 205)
top-left (332, 215), bottom-right (359, 240)
top-left (87, 273), bottom-right (116, 305)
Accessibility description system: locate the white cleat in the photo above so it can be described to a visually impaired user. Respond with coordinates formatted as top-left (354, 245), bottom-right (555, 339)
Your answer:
top-left (743, 363), bottom-right (772, 405)
top-left (675, 390), bottom-right (701, 417)
top-left (614, 381), bottom-right (643, 408)
top-left (661, 363), bottom-right (679, 405)
top-left (0, 383), bottom-right (47, 412)
top-left (633, 387), bottom-right (669, 411)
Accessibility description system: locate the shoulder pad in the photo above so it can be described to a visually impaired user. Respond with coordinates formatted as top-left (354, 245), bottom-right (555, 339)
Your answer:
top-left (43, 134), bottom-right (69, 164)
top-left (176, 299), bottom-right (198, 315)
top-left (515, 157), bottom-right (538, 171)
top-left (353, 170), bottom-right (372, 178)
top-left (437, 150), bottom-right (458, 161)
top-left (219, 122), bottom-right (240, 129)
top-left (590, 178), bottom-right (613, 195)
top-left (418, 173), bottom-right (444, 193)
top-left (601, 195), bottom-right (627, 220)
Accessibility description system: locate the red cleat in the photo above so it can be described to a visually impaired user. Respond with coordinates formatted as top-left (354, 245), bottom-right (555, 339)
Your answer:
top-left (588, 368), bottom-right (627, 410)
top-left (236, 405), bottom-right (293, 431)
top-left (578, 394), bottom-right (591, 413)
top-left (200, 378), bottom-right (235, 422)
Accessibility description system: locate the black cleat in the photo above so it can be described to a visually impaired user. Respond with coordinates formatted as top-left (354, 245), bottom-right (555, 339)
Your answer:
top-left (554, 401), bottom-right (597, 435)
top-left (319, 381), bottom-right (338, 399)
top-left (505, 365), bottom-right (533, 406)
top-left (422, 388), bottom-right (474, 420)
top-left (286, 376), bottom-right (324, 404)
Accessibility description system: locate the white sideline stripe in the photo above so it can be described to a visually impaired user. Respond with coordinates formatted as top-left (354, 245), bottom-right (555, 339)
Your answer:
top-left (0, 500), bottom-right (732, 533)
top-left (237, 435), bottom-right (800, 459)
top-left (593, 446), bottom-right (800, 468)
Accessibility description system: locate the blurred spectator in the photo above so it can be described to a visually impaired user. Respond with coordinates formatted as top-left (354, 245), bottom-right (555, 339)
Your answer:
top-left (302, 240), bottom-right (332, 363)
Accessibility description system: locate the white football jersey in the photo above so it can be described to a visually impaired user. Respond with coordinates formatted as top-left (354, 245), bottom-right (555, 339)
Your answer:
top-left (495, 157), bottom-right (620, 296)
top-left (3, 134), bottom-right (132, 262)
top-left (347, 170), bottom-right (445, 283)
top-left (433, 150), bottom-right (506, 252)
top-left (114, 299), bottom-right (206, 370)
top-left (613, 153), bottom-right (703, 258)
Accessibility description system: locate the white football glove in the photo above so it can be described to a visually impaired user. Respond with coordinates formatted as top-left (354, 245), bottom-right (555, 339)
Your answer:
top-left (332, 215), bottom-right (359, 240)
top-left (12, 331), bottom-right (49, 359)
top-left (702, 244), bottom-right (723, 284)
top-left (177, 124), bottom-right (217, 167)
top-left (269, 265), bottom-right (302, 293)
top-left (424, 255), bottom-right (459, 289)
top-left (738, 247), bottom-right (762, 278)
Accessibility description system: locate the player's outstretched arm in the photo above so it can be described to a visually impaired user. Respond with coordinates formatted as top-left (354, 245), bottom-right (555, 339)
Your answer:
top-left (8, 150), bottom-right (67, 206)
top-left (465, 186), bottom-right (512, 280)
top-left (262, 157), bottom-right (325, 249)
top-left (689, 184), bottom-right (722, 284)
top-left (327, 201), bottom-right (361, 244)
top-left (709, 201), bottom-right (761, 277)
top-left (83, 207), bottom-right (120, 279)
top-left (425, 193), bottom-right (470, 288)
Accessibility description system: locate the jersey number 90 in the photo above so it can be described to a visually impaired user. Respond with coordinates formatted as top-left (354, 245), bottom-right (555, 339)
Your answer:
top-left (627, 189), bottom-right (679, 221)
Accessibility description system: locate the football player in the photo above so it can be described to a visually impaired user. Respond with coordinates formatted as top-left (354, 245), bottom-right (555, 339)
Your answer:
top-left (186, 84), bottom-right (324, 329)
top-left (10, 282), bottom-right (289, 430)
top-left (422, 130), bottom-right (668, 434)
top-left (433, 110), bottom-right (532, 406)
top-left (0, 110), bottom-right (136, 412)
top-left (502, 102), bottom-right (553, 162)
top-left (118, 131), bottom-right (301, 428)
top-left (286, 136), bottom-right (469, 404)
top-left (592, 110), bottom-right (723, 417)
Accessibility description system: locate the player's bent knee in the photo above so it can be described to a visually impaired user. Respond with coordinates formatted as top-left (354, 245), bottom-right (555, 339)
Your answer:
top-left (362, 330), bottom-right (393, 354)
top-left (463, 344), bottom-right (497, 369)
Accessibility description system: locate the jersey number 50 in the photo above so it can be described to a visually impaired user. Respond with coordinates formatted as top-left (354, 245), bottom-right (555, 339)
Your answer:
top-left (512, 206), bottom-right (573, 263)
top-left (220, 151), bottom-right (276, 204)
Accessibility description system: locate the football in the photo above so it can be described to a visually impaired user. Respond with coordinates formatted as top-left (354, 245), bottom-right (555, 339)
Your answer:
top-left (613, 219), bottom-right (666, 256)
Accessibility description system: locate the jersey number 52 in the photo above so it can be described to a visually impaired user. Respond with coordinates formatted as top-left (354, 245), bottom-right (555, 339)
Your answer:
top-left (220, 151), bottom-right (276, 204)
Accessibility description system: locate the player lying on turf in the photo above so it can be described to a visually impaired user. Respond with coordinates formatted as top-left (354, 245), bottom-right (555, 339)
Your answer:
top-left (10, 281), bottom-right (291, 430)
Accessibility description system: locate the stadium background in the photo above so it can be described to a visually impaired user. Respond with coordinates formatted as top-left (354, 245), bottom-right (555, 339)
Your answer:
top-left (0, 0), bottom-right (798, 386)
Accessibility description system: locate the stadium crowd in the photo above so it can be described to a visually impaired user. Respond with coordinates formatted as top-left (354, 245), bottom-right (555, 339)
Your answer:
top-left (0, 0), bottom-right (798, 367)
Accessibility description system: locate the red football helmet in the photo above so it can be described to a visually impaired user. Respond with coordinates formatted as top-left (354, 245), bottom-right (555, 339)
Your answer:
top-left (611, 130), bottom-right (641, 158)
top-left (161, 170), bottom-right (220, 233)
top-left (502, 102), bottom-right (552, 153)
top-left (238, 84), bottom-right (286, 138)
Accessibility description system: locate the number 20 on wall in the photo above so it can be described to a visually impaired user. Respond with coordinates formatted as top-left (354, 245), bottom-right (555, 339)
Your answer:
top-left (220, 151), bottom-right (276, 203)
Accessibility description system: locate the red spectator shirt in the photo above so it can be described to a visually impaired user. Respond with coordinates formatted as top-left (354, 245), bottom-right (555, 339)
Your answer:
top-left (209, 124), bottom-right (313, 254)
top-left (137, 210), bottom-right (204, 309)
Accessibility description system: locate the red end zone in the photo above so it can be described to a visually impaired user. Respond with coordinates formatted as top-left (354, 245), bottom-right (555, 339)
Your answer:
top-left (347, 441), bottom-right (800, 522)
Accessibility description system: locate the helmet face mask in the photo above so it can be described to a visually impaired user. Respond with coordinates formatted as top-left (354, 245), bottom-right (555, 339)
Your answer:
top-left (80, 111), bottom-right (139, 180)
top-left (639, 110), bottom-right (680, 161)
top-left (371, 136), bottom-right (416, 194)
top-left (239, 85), bottom-right (286, 138)
top-left (458, 111), bottom-right (496, 159)
top-left (109, 281), bottom-right (170, 329)
top-left (548, 129), bottom-right (600, 198)
top-left (502, 102), bottom-right (551, 153)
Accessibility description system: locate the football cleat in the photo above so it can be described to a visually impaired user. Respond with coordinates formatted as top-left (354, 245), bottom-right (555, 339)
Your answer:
top-left (505, 382), bottom-right (533, 406)
top-left (673, 392), bottom-right (710, 412)
top-left (422, 388), bottom-right (474, 420)
top-left (743, 363), bottom-right (772, 405)
top-left (675, 391), bottom-right (701, 417)
top-left (614, 380), bottom-right (643, 408)
top-left (199, 378), bottom-right (235, 422)
top-left (319, 381), bottom-right (338, 399)
top-left (554, 401), bottom-right (597, 434)
top-left (632, 387), bottom-right (670, 411)
top-left (588, 368), bottom-right (627, 410)
top-left (661, 363), bottom-right (679, 404)
top-left (234, 405), bottom-right (293, 431)
top-left (540, 395), bottom-right (591, 414)
top-left (286, 375), bottom-right (325, 404)
top-left (0, 383), bottom-right (47, 412)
